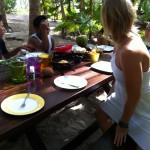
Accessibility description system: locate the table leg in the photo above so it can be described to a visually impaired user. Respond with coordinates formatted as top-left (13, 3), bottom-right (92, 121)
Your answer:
top-left (102, 83), bottom-right (111, 94)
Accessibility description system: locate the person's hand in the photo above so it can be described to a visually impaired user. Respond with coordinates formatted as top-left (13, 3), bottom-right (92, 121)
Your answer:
top-left (114, 126), bottom-right (128, 147)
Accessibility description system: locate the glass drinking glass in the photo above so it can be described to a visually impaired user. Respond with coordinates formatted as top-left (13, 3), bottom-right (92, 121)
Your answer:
top-left (90, 52), bottom-right (100, 63)
top-left (10, 61), bottom-right (27, 83)
top-left (38, 53), bottom-right (53, 70)
top-left (26, 57), bottom-right (42, 78)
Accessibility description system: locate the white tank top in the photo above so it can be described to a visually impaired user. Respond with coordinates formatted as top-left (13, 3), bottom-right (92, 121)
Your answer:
top-left (30, 33), bottom-right (52, 53)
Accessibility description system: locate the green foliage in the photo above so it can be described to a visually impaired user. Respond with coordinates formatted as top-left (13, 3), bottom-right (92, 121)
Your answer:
top-left (5, 0), bottom-right (17, 13)
top-left (54, 21), bottom-right (77, 32)
top-left (137, 0), bottom-right (150, 23)
top-left (41, 0), bottom-right (60, 20)
top-left (92, 3), bottom-right (102, 22)
top-left (138, 29), bottom-right (145, 39)
top-left (54, 8), bottom-right (102, 38)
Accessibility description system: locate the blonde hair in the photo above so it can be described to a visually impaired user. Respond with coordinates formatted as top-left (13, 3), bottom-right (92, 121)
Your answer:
top-left (101, 0), bottom-right (136, 44)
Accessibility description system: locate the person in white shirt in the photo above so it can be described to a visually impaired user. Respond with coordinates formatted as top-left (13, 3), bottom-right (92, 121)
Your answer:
top-left (28, 15), bottom-right (55, 54)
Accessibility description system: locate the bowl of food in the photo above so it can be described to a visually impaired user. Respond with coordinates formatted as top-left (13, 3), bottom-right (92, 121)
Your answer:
top-left (53, 52), bottom-right (83, 64)
top-left (52, 59), bottom-right (74, 70)
top-left (54, 45), bottom-right (72, 53)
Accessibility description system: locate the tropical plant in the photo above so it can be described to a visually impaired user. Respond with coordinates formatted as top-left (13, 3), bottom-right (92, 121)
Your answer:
top-left (54, 9), bottom-right (102, 39)
top-left (4, 0), bottom-right (17, 13)
top-left (137, 0), bottom-right (150, 23)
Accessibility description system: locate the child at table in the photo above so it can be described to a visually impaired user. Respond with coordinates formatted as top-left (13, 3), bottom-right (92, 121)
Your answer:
top-left (28, 15), bottom-right (55, 53)
top-left (0, 15), bottom-right (35, 59)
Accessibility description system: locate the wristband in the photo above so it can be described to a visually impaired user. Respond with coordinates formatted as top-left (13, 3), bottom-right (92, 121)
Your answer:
top-left (117, 121), bottom-right (128, 128)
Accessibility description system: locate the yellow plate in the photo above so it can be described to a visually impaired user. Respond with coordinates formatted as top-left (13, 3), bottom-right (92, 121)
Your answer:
top-left (1, 93), bottom-right (45, 116)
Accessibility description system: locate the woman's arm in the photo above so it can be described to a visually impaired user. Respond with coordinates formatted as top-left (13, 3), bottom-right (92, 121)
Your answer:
top-left (120, 49), bottom-right (142, 123)
top-left (114, 48), bottom-right (143, 146)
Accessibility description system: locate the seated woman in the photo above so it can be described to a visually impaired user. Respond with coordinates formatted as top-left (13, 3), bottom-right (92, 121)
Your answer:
top-left (94, 0), bottom-right (150, 150)
top-left (0, 15), bottom-right (34, 59)
top-left (28, 15), bottom-right (55, 53)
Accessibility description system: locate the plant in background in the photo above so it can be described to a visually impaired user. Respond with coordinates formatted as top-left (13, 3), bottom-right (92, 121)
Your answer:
top-left (54, 9), bottom-right (101, 39)
top-left (137, 0), bottom-right (150, 29)
top-left (54, 8), bottom-right (81, 37)
top-left (5, 0), bottom-right (17, 13)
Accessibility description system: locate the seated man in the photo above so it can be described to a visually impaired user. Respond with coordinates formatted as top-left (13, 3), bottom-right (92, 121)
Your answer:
top-left (28, 15), bottom-right (55, 53)
top-left (0, 15), bottom-right (34, 59)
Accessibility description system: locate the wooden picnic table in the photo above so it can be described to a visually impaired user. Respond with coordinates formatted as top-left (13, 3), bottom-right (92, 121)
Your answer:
top-left (0, 53), bottom-right (114, 150)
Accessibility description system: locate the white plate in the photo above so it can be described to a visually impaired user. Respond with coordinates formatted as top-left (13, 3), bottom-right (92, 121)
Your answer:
top-left (72, 45), bottom-right (86, 53)
top-left (97, 45), bottom-right (114, 52)
top-left (26, 52), bottom-right (45, 57)
top-left (19, 52), bottom-right (45, 60)
top-left (91, 61), bottom-right (113, 74)
top-left (1, 93), bottom-right (45, 116)
top-left (54, 75), bottom-right (87, 89)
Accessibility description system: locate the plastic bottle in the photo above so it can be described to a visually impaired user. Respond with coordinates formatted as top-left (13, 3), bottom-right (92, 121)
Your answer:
top-left (29, 66), bottom-right (35, 80)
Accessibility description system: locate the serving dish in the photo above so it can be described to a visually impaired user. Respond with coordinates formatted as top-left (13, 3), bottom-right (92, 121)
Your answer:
top-left (52, 59), bottom-right (74, 70)
top-left (54, 45), bottom-right (72, 53)
top-left (53, 52), bottom-right (83, 64)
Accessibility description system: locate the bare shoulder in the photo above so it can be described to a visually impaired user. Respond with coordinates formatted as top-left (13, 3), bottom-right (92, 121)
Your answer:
top-left (121, 38), bottom-right (148, 60)
top-left (120, 40), bottom-right (150, 71)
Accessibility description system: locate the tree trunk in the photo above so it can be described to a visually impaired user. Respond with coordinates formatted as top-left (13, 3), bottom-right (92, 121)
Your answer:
top-left (29, 0), bottom-right (41, 36)
top-left (67, 0), bottom-right (71, 12)
top-left (89, 0), bottom-right (93, 16)
top-left (0, 0), bottom-right (10, 32)
top-left (60, 0), bottom-right (66, 38)
top-left (81, 0), bottom-right (85, 12)
top-left (60, 0), bottom-right (66, 20)
top-left (89, 0), bottom-right (93, 40)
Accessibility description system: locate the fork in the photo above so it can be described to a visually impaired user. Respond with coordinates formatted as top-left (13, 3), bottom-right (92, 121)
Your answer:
top-left (60, 82), bottom-right (79, 88)
top-left (20, 92), bottom-right (30, 108)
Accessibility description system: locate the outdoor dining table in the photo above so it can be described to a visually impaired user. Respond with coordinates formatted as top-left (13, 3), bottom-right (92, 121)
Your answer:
top-left (0, 53), bottom-right (114, 150)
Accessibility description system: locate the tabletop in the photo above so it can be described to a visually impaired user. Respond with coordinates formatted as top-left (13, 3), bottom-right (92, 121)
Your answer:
top-left (0, 53), bottom-right (114, 149)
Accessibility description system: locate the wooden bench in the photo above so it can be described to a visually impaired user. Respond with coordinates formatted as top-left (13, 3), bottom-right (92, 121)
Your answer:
top-left (89, 123), bottom-right (137, 150)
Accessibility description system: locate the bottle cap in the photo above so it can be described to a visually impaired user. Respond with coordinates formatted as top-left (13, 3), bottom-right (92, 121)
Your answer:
top-left (30, 66), bottom-right (35, 73)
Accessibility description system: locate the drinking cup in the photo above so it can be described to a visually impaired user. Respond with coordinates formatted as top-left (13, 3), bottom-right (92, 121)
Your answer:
top-left (26, 57), bottom-right (41, 77)
top-left (38, 53), bottom-right (53, 70)
top-left (10, 61), bottom-right (27, 83)
top-left (90, 52), bottom-right (100, 63)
